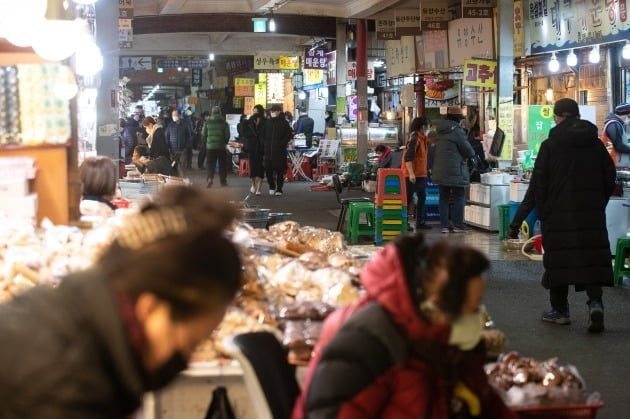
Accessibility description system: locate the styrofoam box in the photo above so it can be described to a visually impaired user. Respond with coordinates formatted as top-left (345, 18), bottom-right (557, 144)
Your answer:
top-left (510, 182), bottom-right (529, 202)
top-left (0, 194), bottom-right (37, 220)
top-left (0, 179), bottom-right (29, 197)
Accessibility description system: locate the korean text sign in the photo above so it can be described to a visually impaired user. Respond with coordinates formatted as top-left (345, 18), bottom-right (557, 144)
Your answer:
top-left (463, 59), bottom-right (497, 88)
top-left (234, 78), bottom-right (255, 97)
top-left (303, 48), bottom-right (328, 70)
top-left (447, 18), bottom-right (494, 67)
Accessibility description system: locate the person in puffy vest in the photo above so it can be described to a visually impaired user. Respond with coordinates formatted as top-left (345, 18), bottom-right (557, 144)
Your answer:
top-left (402, 116), bottom-right (432, 231)
top-left (601, 103), bottom-right (630, 165)
top-left (293, 234), bottom-right (517, 419)
top-left (202, 106), bottom-right (231, 188)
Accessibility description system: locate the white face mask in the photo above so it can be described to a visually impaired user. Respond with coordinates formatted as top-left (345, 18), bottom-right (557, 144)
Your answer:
top-left (172, 116), bottom-right (180, 122)
top-left (185, 110), bottom-right (192, 116)
top-left (448, 306), bottom-right (487, 351)
top-left (424, 129), bottom-right (431, 136)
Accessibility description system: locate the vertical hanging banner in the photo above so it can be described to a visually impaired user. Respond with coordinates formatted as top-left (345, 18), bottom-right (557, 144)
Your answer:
top-left (267, 73), bottom-right (285, 104)
top-left (416, 30), bottom-right (449, 70)
top-left (326, 51), bottom-right (336, 86)
top-left (447, 18), bottom-right (494, 67)
top-left (244, 97), bottom-right (255, 115)
top-left (376, 17), bottom-right (397, 40)
top-left (385, 36), bottom-right (416, 77)
top-left (234, 78), bottom-right (255, 96)
top-left (191, 69), bottom-right (202, 87)
top-left (395, 9), bottom-right (421, 37)
top-left (254, 83), bottom-right (267, 108)
top-left (346, 62), bottom-right (375, 81)
top-left (303, 48), bottom-right (328, 70)
top-left (118, 0), bottom-right (134, 49)
top-left (513, 0), bottom-right (525, 57)
top-left (528, 105), bottom-right (554, 156)
top-left (498, 99), bottom-right (514, 160)
top-left (421, 2), bottom-right (449, 30)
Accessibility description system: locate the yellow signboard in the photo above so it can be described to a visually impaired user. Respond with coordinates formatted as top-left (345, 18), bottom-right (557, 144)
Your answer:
top-left (462, 59), bottom-right (497, 89)
top-left (513, 0), bottom-right (525, 57)
top-left (254, 55), bottom-right (300, 70)
top-left (254, 83), bottom-right (267, 108)
top-left (234, 78), bottom-right (255, 96)
top-left (303, 69), bottom-right (324, 86)
top-left (279, 56), bottom-right (300, 70)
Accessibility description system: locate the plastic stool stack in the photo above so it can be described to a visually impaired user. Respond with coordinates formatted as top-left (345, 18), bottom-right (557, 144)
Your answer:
top-left (238, 159), bottom-right (250, 177)
top-left (346, 201), bottom-right (375, 244)
top-left (375, 169), bottom-right (408, 246)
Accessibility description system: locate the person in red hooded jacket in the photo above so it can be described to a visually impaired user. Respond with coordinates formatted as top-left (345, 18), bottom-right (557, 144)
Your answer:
top-left (292, 233), bottom-right (516, 419)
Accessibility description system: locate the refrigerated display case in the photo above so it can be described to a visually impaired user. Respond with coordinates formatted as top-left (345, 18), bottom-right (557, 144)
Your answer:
top-left (337, 125), bottom-right (399, 163)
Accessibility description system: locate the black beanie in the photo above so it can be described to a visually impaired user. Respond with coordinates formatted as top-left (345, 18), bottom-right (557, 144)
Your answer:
top-left (553, 98), bottom-right (580, 118)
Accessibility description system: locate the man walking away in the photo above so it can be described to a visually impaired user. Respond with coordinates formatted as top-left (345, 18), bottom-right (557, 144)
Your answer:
top-left (295, 108), bottom-right (315, 147)
top-left (202, 106), bottom-right (230, 188)
top-left (532, 98), bottom-right (616, 333)
top-left (195, 111), bottom-right (209, 170)
top-left (432, 106), bottom-right (475, 233)
top-left (263, 104), bottom-right (292, 196)
top-left (165, 109), bottom-right (192, 178)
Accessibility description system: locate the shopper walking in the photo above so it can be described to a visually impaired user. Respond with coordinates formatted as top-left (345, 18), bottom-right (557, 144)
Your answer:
top-left (403, 116), bottom-right (432, 230)
top-left (432, 106), bottom-right (475, 233)
top-left (202, 106), bottom-right (231, 188)
top-left (165, 109), bottom-right (192, 178)
top-left (0, 186), bottom-right (241, 418)
top-left (195, 111), bottom-right (209, 170)
top-left (293, 234), bottom-right (516, 419)
top-left (532, 98), bottom-right (616, 333)
top-left (245, 104), bottom-right (266, 195)
top-left (601, 103), bottom-right (630, 165)
top-left (263, 104), bottom-right (292, 196)
top-left (295, 108), bottom-right (315, 147)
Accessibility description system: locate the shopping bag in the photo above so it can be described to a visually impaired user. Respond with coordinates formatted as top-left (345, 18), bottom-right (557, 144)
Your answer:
top-left (204, 386), bottom-right (236, 419)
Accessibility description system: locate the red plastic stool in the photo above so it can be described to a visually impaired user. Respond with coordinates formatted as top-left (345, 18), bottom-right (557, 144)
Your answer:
top-left (313, 163), bottom-right (330, 180)
top-left (239, 159), bottom-right (250, 177)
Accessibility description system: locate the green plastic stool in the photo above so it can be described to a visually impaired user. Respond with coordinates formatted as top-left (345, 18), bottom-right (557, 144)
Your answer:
top-left (346, 201), bottom-right (375, 244)
top-left (613, 237), bottom-right (630, 286)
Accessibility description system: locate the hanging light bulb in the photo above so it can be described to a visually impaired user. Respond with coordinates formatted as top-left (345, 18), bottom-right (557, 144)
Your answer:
top-left (75, 35), bottom-right (103, 77)
top-left (269, 17), bottom-right (276, 32)
top-left (298, 90), bottom-right (306, 100)
top-left (588, 45), bottom-right (600, 63)
top-left (2, 0), bottom-right (47, 47)
top-left (53, 65), bottom-right (78, 100)
top-left (548, 52), bottom-right (560, 72)
top-left (32, 19), bottom-right (82, 61)
top-left (546, 87), bottom-right (554, 102)
top-left (566, 49), bottom-right (578, 66)
top-left (209, 53), bottom-right (215, 61)
top-left (623, 41), bottom-right (630, 60)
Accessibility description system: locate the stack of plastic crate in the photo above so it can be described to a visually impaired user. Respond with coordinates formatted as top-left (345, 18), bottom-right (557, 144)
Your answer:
top-left (375, 169), bottom-right (408, 245)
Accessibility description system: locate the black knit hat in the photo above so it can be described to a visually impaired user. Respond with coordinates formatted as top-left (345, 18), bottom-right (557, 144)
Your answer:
top-left (553, 98), bottom-right (580, 118)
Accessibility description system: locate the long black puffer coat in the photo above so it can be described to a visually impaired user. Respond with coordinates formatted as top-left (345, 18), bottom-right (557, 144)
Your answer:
top-left (0, 270), bottom-right (145, 418)
top-left (532, 117), bottom-right (616, 289)
top-left (263, 116), bottom-right (293, 170)
top-left (432, 120), bottom-right (475, 187)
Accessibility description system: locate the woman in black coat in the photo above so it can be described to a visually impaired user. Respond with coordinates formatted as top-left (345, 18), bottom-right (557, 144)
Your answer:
top-left (246, 105), bottom-right (266, 195)
top-left (263, 105), bottom-right (293, 196)
top-left (532, 98), bottom-right (616, 333)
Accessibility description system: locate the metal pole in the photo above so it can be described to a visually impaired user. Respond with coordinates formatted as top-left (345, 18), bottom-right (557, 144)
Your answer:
top-left (356, 19), bottom-right (368, 164)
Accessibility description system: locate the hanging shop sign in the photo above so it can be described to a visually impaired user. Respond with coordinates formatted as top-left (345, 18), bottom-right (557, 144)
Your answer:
top-left (118, 0), bottom-right (134, 49)
top-left (528, 105), bottom-right (554, 156)
top-left (425, 79), bottom-right (460, 108)
top-left (119, 0), bottom-right (134, 18)
top-left (303, 48), bottom-right (328, 70)
top-left (462, 0), bottom-right (494, 18)
top-left (376, 17), bottom-right (397, 40)
top-left (191, 69), bottom-right (203, 87)
top-left (498, 99), bottom-right (514, 161)
top-left (346, 62), bottom-right (375, 81)
top-left (267, 73), bottom-right (284, 104)
top-left (157, 59), bottom-right (209, 69)
top-left (336, 97), bottom-right (347, 117)
top-left (119, 56), bottom-right (152, 70)
top-left (395, 9), bottom-right (421, 37)
top-left (327, 51), bottom-right (336, 86)
top-left (254, 55), bottom-right (300, 71)
top-left (447, 18), bottom-right (494, 67)
top-left (303, 70), bottom-right (325, 90)
top-left (514, 0), bottom-right (525, 57)
top-left (279, 56), bottom-right (300, 71)
top-left (244, 97), bottom-right (255, 115)
top-left (416, 30), bottom-right (449, 70)
top-left (234, 78), bottom-right (255, 96)
top-left (385, 36), bottom-right (416, 77)
top-left (463, 59), bottom-right (497, 88)
top-left (254, 83), bottom-right (267, 108)
top-left (226, 59), bottom-right (250, 75)
top-left (528, 0), bottom-right (630, 53)
top-left (421, 2), bottom-right (449, 30)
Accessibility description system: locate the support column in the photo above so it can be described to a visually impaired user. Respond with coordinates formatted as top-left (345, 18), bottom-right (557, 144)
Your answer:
top-left (336, 21), bottom-right (347, 124)
top-left (356, 19), bottom-right (368, 164)
top-left (497, 0), bottom-right (515, 162)
top-left (416, 76), bottom-right (425, 117)
top-left (95, 1), bottom-right (120, 161)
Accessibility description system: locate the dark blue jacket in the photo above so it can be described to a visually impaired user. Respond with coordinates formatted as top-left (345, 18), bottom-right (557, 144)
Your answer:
top-left (165, 120), bottom-right (192, 152)
top-left (122, 118), bottom-right (139, 163)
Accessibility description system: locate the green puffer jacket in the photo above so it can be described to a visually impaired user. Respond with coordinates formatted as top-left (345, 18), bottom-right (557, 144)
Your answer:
top-left (202, 115), bottom-right (230, 150)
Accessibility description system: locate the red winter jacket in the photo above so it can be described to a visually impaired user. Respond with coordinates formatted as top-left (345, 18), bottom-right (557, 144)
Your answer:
top-left (292, 244), bottom-right (516, 419)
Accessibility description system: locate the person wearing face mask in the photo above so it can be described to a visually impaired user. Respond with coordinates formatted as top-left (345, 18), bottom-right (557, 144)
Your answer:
top-left (165, 109), bottom-right (193, 177)
top-left (263, 104), bottom-right (293, 196)
top-left (142, 117), bottom-right (171, 163)
top-left (403, 116), bottom-right (432, 231)
top-left (601, 103), bottom-right (630, 166)
top-left (293, 234), bottom-right (516, 419)
top-left (0, 186), bottom-right (242, 418)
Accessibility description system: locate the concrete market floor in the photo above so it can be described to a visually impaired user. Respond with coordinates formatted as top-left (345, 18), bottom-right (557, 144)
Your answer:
top-left (188, 167), bottom-right (630, 418)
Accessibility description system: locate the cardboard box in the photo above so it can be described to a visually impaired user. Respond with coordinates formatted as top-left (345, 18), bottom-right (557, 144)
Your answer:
top-left (0, 179), bottom-right (29, 198)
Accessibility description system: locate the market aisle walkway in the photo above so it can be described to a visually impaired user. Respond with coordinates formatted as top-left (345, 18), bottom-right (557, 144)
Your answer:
top-left (188, 169), bottom-right (630, 418)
